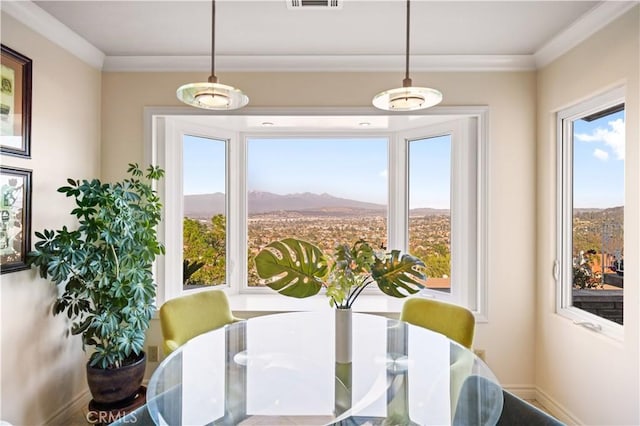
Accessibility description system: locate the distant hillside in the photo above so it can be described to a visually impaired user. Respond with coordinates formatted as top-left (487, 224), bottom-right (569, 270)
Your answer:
top-left (572, 206), bottom-right (623, 256)
top-left (184, 193), bottom-right (226, 218)
top-left (248, 191), bottom-right (385, 213)
top-left (410, 208), bottom-right (450, 217)
top-left (184, 191), bottom-right (454, 218)
top-left (184, 191), bottom-right (387, 218)
top-left (574, 206), bottom-right (623, 222)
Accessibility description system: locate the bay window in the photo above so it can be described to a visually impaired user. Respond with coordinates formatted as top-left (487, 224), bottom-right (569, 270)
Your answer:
top-left (148, 108), bottom-right (488, 317)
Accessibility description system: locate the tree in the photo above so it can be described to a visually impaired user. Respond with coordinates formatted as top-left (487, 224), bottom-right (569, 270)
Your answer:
top-left (424, 253), bottom-right (451, 278)
top-left (572, 249), bottom-right (602, 289)
top-left (183, 214), bottom-right (226, 285)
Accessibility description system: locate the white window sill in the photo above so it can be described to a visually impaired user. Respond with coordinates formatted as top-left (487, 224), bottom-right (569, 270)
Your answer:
top-left (557, 306), bottom-right (624, 341)
top-left (227, 293), bottom-right (405, 317)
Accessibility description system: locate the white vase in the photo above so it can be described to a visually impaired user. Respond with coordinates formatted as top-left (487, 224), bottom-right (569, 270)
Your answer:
top-left (335, 308), bottom-right (352, 364)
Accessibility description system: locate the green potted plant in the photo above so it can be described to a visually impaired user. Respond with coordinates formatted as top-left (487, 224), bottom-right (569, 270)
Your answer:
top-left (27, 164), bottom-right (164, 405)
top-left (254, 238), bottom-right (427, 308)
top-left (255, 238), bottom-right (426, 363)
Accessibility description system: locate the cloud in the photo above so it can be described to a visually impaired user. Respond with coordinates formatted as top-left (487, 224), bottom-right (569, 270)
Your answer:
top-left (379, 169), bottom-right (388, 178)
top-left (593, 148), bottom-right (609, 161)
top-left (575, 118), bottom-right (625, 160)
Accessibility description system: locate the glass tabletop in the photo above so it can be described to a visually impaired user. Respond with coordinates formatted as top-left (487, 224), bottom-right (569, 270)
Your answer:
top-left (147, 311), bottom-right (503, 425)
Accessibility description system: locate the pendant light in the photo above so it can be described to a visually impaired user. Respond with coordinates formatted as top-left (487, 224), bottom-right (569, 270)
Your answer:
top-left (372, 0), bottom-right (442, 111)
top-left (177, 0), bottom-right (249, 110)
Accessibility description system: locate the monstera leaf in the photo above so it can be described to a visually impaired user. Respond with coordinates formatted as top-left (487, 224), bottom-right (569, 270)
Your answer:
top-left (371, 250), bottom-right (426, 298)
top-left (254, 237), bottom-right (427, 308)
top-left (254, 238), bottom-right (329, 298)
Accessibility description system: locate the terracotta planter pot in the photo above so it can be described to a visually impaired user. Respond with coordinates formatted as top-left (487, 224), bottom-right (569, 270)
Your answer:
top-left (86, 352), bottom-right (146, 405)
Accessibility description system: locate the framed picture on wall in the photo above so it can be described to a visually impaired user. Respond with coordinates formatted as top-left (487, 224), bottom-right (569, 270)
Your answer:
top-left (0, 166), bottom-right (32, 273)
top-left (1, 44), bottom-right (32, 158)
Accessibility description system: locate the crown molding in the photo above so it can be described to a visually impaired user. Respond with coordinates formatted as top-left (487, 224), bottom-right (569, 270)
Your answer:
top-left (534, 1), bottom-right (638, 69)
top-left (4, 0), bottom-right (637, 73)
top-left (103, 54), bottom-right (536, 72)
top-left (1, 0), bottom-right (104, 69)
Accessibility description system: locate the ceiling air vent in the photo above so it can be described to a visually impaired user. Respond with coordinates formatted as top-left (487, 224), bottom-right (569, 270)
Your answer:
top-left (288, 0), bottom-right (342, 9)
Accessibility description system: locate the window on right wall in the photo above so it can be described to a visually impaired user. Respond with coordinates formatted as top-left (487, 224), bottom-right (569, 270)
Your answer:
top-left (557, 86), bottom-right (625, 336)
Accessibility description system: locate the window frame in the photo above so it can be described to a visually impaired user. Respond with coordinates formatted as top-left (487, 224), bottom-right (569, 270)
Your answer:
top-left (555, 86), bottom-right (625, 339)
top-left (145, 106), bottom-right (489, 319)
top-left (152, 116), bottom-right (236, 304)
top-left (398, 118), bottom-right (481, 312)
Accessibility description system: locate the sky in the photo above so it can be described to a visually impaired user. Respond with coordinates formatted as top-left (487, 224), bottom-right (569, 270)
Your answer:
top-left (247, 138), bottom-right (388, 204)
top-left (183, 110), bottom-right (625, 210)
top-left (408, 135), bottom-right (451, 209)
top-left (573, 110), bottom-right (625, 209)
top-left (183, 135), bottom-right (452, 208)
top-left (183, 135), bottom-right (226, 195)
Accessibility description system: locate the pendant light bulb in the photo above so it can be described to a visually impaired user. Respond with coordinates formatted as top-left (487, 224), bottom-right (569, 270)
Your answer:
top-left (176, 0), bottom-right (249, 110)
top-left (372, 0), bottom-right (442, 111)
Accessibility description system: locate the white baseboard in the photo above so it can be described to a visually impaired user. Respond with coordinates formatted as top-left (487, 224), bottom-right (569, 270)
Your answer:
top-left (535, 387), bottom-right (582, 425)
top-left (503, 384), bottom-right (538, 401)
top-left (503, 384), bottom-right (582, 425)
top-left (46, 388), bottom-right (92, 425)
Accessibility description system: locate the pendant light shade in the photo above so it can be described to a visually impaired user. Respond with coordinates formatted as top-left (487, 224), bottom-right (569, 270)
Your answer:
top-left (372, 0), bottom-right (442, 111)
top-left (177, 0), bottom-right (248, 110)
top-left (177, 77), bottom-right (249, 110)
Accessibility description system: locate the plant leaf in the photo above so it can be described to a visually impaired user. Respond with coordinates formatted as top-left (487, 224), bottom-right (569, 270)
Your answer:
top-left (371, 250), bottom-right (427, 297)
top-left (71, 316), bottom-right (92, 335)
top-left (254, 238), bottom-right (328, 298)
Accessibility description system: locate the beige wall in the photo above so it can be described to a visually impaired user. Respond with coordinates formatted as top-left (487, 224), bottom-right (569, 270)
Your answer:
top-left (103, 70), bottom-right (539, 390)
top-left (0, 14), bottom-right (101, 425)
top-left (536, 7), bottom-right (639, 425)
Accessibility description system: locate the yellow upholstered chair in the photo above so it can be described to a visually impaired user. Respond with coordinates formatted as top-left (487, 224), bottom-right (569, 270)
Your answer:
top-left (159, 290), bottom-right (242, 355)
top-left (401, 297), bottom-right (476, 419)
top-left (400, 297), bottom-right (475, 349)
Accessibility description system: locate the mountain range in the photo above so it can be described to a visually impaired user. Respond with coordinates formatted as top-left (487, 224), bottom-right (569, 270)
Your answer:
top-left (184, 191), bottom-right (449, 218)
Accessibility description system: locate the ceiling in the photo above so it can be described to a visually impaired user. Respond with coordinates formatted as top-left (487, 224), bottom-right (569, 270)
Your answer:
top-left (4, 0), bottom-right (636, 71)
top-left (33, 1), bottom-right (596, 56)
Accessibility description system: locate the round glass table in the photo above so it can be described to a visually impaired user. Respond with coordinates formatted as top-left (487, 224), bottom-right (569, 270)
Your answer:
top-left (147, 311), bottom-right (503, 425)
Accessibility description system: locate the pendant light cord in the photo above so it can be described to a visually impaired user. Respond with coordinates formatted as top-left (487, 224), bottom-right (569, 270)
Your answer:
top-left (371, 0), bottom-right (442, 110)
top-left (403, 0), bottom-right (411, 86)
top-left (177, 0), bottom-right (249, 109)
top-left (209, 0), bottom-right (217, 82)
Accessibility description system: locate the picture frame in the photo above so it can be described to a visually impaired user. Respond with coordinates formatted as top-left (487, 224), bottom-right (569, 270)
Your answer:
top-left (0, 166), bottom-right (32, 273)
top-left (1, 44), bottom-right (32, 158)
